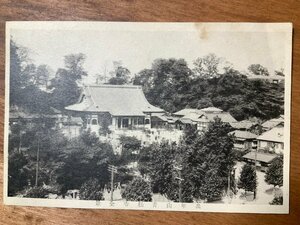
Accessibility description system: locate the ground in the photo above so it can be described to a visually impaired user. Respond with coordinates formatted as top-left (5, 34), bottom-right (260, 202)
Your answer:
top-left (224, 161), bottom-right (282, 205)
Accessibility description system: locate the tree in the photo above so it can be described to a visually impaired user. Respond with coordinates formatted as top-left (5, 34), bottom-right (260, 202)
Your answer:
top-left (50, 53), bottom-right (87, 109)
top-left (193, 53), bottom-right (223, 78)
top-left (56, 131), bottom-right (114, 195)
top-left (134, 58), bottom-right (192, 112)
top-left (9, 39), bottom-right (31, 106)
top-left (34, 64), bottom-right (52, 86)
top-left (265, 157), bottom-right (283, 188)
top-left (8, 152), bottom-right (31, 196)
top-left (79, 179), bottom-right (104, 200)
top-left (9, 39), bottom-right (54, 113)
top-left (184, 117), bottom-right (235, 201)
top-left (139, 141), bottom-right (177, 196)
top-left (248, 64), bottom-right (269, 76)
top-left (121, 177), bottom-right (152, 201)
top-left (238, 163), bottom-right (257, 194)
top-left (198, 170), bottom-right (224, 202)
top-left (108, 61), bottom-right (130, 85)
top-left (118, 135), bottom-right (141, 165)
top-left (64, 53), bottom-right (87, 80)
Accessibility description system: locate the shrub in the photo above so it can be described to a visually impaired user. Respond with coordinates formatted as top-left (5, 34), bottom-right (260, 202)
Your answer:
top-left (79, 179), bottom-right (104, 200)
top-left (121, 177), bottom-right (152, 202)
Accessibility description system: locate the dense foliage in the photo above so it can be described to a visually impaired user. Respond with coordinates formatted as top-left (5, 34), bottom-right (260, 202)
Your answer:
top-left (56, 131), bottom-right (115, 194)
top-left (10, 40), bottom-right (86, 113)
top-left (79, 179), bottom-right (104, 200)
top-left (139, 118), bottom-right (235, 202)
top-left (265, 156), bottom-right (283, 188)
top-left (238, 164), bottom-right (257, 193)
top-left (133, 58), bottom-right (284, 120)
top-left (121, 177), bottom-right (152, 201)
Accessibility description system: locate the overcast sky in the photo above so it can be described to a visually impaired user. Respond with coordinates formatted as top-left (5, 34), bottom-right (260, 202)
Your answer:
top-left (9, 22), bottom-right (292, 83)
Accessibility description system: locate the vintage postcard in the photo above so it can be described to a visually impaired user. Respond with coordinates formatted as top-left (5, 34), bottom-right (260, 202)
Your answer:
top-left (4, 22), bottom-right (292, 213)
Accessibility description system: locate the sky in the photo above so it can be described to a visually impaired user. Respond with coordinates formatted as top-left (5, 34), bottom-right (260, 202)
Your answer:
top-left (9, 22), bottom-right (292, 83)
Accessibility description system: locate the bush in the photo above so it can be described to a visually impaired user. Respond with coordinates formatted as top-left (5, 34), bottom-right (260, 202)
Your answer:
top-left (79, 179), bottom-right (104, 200)
top-left (121, 177), bottom-right (152, 202)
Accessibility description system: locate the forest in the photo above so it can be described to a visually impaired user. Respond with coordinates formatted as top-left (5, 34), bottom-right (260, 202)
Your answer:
top-left (10, 39), bottom-right (284, 121)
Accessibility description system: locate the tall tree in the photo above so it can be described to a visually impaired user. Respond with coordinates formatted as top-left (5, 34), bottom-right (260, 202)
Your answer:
top-left (50, 53), bottom-right (87, 109)
top-left (184, 117), bottom-right (235, 201)
top-left (10, 39), bottom-right (30, 106)
top-left (133, 58), bottom-right (192, 112)
top-left (265, 156), bottom-right (283, 188)
top-left (238, 163), bottom-right (257, 194)
top-left (108, 61), bottom-right (131, 85)
top-left (138, 141), bottom-right (178, 198)
top-left (193, 53), bottom-right (223, 78)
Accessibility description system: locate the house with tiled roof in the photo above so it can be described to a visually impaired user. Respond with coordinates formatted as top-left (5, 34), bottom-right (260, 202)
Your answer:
top-left (261, 115), bottom-right (284, 131)
top-left (230, 120), bottom-right (258, 131)
top-left (229, 130), bottom-right (258, 151)
top-left (65, 84), bottom-right (165, 135)
top-left (242, 151), bottom-right (277, 172)
top-left (257, 126), bottom-right (284, 154)
top-left (174, 107), bottom-right (237, 131)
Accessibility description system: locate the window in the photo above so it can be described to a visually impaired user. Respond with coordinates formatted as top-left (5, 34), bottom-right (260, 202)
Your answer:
top-left (122, 118), bottom-right (129, 128)
top-left (138, 118), bottom-right (144, 125)
top-left (91, 119), bottom-right (98, 125)
top-left (145, 119), bottom-right (150, 124)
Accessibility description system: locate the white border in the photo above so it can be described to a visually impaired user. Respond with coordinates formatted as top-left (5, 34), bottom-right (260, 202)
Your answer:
top-left (3, 22), bottom-right (293, 213)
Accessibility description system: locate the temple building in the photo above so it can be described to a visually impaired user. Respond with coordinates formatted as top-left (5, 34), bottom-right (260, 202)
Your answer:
top-left (65, 84), bottom-right (165, 135)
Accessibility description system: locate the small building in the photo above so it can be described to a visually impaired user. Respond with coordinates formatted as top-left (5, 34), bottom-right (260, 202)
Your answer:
top-left (242, 151), bottom-right (277, 172)
top-left (229, 130), bottom-right (258, 151)
top-left (256, 126), bottom-right (284, 154)
top-left (9, 106), bottom-right (59, 129)
top-left (60, 116), bottom-right (83, 139)
top-left (172, 108), bottom-right (202, 118)
top-left (230, 120), bottom-right (258, 131)
top-left (173, 107), bottom-right (237, 131)
top-left (65, 84), bottom-right (165, 135)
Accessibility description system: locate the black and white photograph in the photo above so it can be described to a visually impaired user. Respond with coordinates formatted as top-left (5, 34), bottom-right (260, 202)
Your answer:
top-left (4, 22), bottom-right (292, 213)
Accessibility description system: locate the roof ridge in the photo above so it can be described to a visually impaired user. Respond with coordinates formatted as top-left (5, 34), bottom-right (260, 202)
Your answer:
top-left (87, 84), bottom-right (142, 89)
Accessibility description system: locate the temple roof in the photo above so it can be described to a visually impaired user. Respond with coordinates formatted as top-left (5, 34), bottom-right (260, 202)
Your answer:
top-left (65, 84), bottom-right (164, 116)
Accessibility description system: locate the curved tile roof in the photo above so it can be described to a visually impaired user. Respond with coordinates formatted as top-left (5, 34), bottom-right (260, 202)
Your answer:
top-left (65, 84), bottom-right (164, 116)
